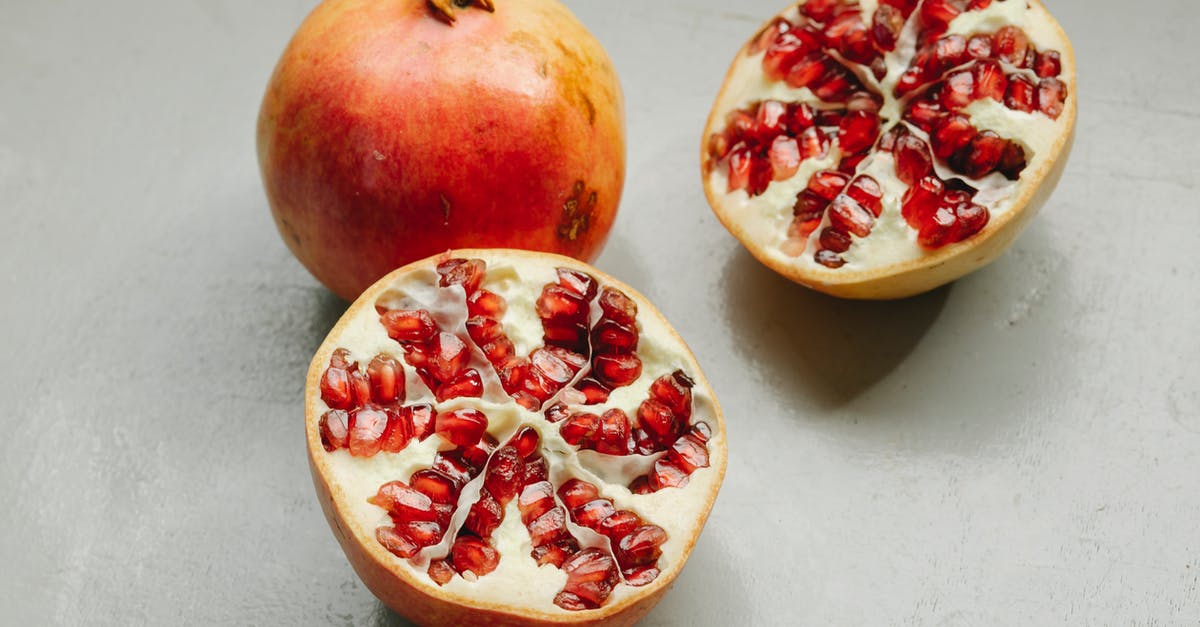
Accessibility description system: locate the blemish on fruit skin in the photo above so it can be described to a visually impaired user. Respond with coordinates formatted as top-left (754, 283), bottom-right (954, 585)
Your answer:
top-left (557, 181), bottom-right (595, 244)
top-left (440, 194), bottom-right (452, 225)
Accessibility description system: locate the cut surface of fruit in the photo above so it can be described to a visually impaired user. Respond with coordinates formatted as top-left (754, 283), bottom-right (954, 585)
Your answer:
top-left (702, 0), bottom-right (1075, 298)
top-left (307, 250), bottom-right (726, 626)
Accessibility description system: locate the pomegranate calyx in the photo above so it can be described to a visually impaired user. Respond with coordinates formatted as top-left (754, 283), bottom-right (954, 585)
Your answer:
top-left (427, 0), bottom-right (495, 24)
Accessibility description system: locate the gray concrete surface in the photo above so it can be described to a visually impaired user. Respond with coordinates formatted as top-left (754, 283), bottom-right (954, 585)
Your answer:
top-left (1, 0), bottom-right (1197, 624)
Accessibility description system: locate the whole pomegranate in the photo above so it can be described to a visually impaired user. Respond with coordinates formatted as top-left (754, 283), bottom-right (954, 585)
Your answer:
top-left (702, 0), bottom-right (1075, 299)
top-left (258, 0), bottom-right (625, 301)
top-left (308, 249), bottom-right (726, 625)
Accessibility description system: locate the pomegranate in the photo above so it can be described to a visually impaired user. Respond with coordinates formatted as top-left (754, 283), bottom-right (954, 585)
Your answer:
top-left (258, 0), bottom-right (625, 301)
top-left (702, 0), bottom-right (1075, 298)
top-left (307, 249), bottom-right (726, 625)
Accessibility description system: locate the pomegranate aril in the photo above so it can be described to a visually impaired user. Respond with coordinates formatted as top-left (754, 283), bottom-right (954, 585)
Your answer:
top-left (380, 309), bottom-right (437, 343)
top-left (825, 10), bottom-right (874, 65)
top-left (598, 287), bottom-right (637, 325)
top-left (557, 479), bottom-right (600, 510)
top-left (902, 176), bottom-right (945, 226)
top-left (812, 64), bottom-right (860, 102)
top-left (426, 332), bottom-right (470, 382)
top-left (483, 445), bottom-right (524, 502)
top-left (993, 25), bottom-right (1029, 66)
top-left (435, 369), bottom-right (483, 402)
top-left (428, 559), bottom-right (455, 585)
top-left (931, 114), bottom-right (978, 160)
top-left (320, 349), bottom-right (356, 410)
top-left (591, 319), bottom-right (638, 353)
top-left (556, 267), bottom-right (598, 300)
top-left (319, 409), bottom-right (349, 451)
top-left (997, 140), bottom-right (1027, 179)
top-left (748, 17), bottom-right (790, 56)
top-left (933, 34), bottom-right (967, 69)
top-left (785, 54), bottom-right (829, 90)
top-left (518, 481), bottom-right (557, 524)
top-left (966, 33), bottom-right (993, 59)
top-left (574, 378), bottom-right (610, 404)
top-left (787, 102), bottom-right (816, 130)
top-left (377, 526), bottom-right (420, 559)
top-left (509, 425), bottom-right (540, 459)
top-left (411, 469), bottom-right (458, 504)
top-left (904, 98), bottom-right (943, 134)
top-left (815, 249), bottom-right (846, 269)
top-left (436, 258), bottom-right (485, 294)
top-left (527, 507), bottom-right (571, 547)
top-left (827, 194), bottom-right (874, 238)
top-left (370, 481), bottom-right (437, 523)
top-left (1035, 50), bottom-right (1062, 78)
top-left (1005, 75), bottom-right (1035, 112)
top-left (801, 0), bottom-right (838, 22)
top-left (399, 520), bottom-right (445, 548)
top-left (972, 59), bottom-right (1008, 103)
top-left (952, 200), bottom-right (990, 241)
top-left (433, 451), bottom-right (475, 487)
top-left (593, 353), bottom-right (642, 388)
top-left (638, 399), bottom-right (680, 447)
top-left (808, 170), bottom-right (850, 201)
top-left (595, 409), bottom-right (633, 455)
top-left (405, 404), bottom-right (436, 441)
top-left (837, 110), bottom-right (879, 154)
top-left (348, 406), bottom-right (388, 457)
top-left (894, 134), bottom-right (934, 185)
top-left (365, 354), bottom-right (404, 404)
top-left (918, 204), bottom-right (959, 248)
top-left (573, 499), bottom-right (618, 529)
top-left (379, 407), bottom-right (411, 453)
top-left (941, 69), bottom-right (975, 110)
top-left (536, 285), bottom-right (588, 323)
top-left (465, 489), bottom-right (503, 538)
top-left (952, 130), bottom-right (1005, 178)
top-left (846, 176), bottom-right (883, 217)
top-left (820, 227), bottom-right (852, 253)
top-left (460, 434), bottom-right (497, 471)
top-left (1036, 78), bottom-right (1067, 118)
top-left (560, 412), bottom-right (600, 446)
top-left (668, 434), bottom-right (710, 473)
top-left (533, 540), bottom-right (579, 568)
top-left (614, 525), bottom-right (668, 569)
top-left (623, 566), bottom-right (661, 587)
top-left (920, 0), bottom-right (961, 35)
top-left (649, 458), bottom-right (691, 491)
top-left (763, 28), bottom-right (822, 83)
top-left (769, 135), bottom-right (801, 180)
top-left (522, 457), bottom-right (549, 484)
top-left (557, 549), bottom-right (619, 610)
top-left (450, 535), bottom-right (500, 577)
top-left (435, 408), bottom-right (488, 447)
top-left (754, 99), bottom-right (787, 139)
top-left (466, 289), bottom-right (505, 319)
top-left (871, 4), bottom-right (905, 51)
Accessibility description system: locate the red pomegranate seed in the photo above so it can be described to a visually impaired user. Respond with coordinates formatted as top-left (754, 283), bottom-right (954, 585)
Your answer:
top-left (997, 140), bottom-right (1027, 179)
top-left (536, 285), bottom-right (588, 324)
top-left (378, 407), bottom-right (411, 453)
top-left (615, 525), bottom-right (668, 568)
top-left (797, 126), bottom-right (829, 160)
top-left (967, 0), bottom-right (992, 8)
top-left (595, 511), bottom-right (641, 540)
top-left (754, 99), bottom-right (787, 139)
top-left (347, 406), bottom-right (388, 457)
top-left (785, 53), bottom-right (829, 90)
top-left (931, 114), bottom-right (978, 160)
top-left (808, 170), bottom-right (849, 201)
top-left (557, 479), bottom-right (600, 509)
top-left (993, 25), bottom-right (1029, 66)
top-left (319, 349), bottom-right (355, 410)
top-left (920, 0), bottom-right (961, 33)
top-left (556, 549), bottom-right (619, 610)
top-left (966, 34), bottom-right (993, 59)
top-left (518, 481), bottom-right (557, 524)
top-left (560, 412), bottom-right (600, 446)
top-left (523, 457), bottom-right (549, 484)
top-left (379, 309), bottom-right (437, 343)
top-left (370, 481), bottom-right (437, 523)
top-left (819, 227), bottom-right (852, 253)
top-left (319, 409), bottom-right (350, 451)
top-left (365, 354), bottom-right (404, 404)
top-left (435, 369), bottom-right (483, 402)
top-left (1036, 78), bottom-right (1067, 118)
top-left (637, 399), bottom-right (680, 446)
top-left (941, 69), bottom-right (975, 110)
top-left (508, 426), bottom-right (539, 459)
top-left (466, 289), bottom-right (506, 319)
top-left (574, 378), bottom-right (610, 404)
top-left (904, 98), bottom-right (943, 133)
top-left (894, 134), bottom-right (934, 185)
top-left (410, 469), bottom-right (458, 504)
top-left (787, 102), bottom-right (816, 130)
top-left (917, 203), bottom-right (959, 248)
top-left (377, 526), bottom-right (420, 559)
top-left (450, 535), bottom-right (499, 577)
top-left (427, 559), bottom-right (455, 585)
top-left (951, 200), bottom-right (990, 242)
top-left (650, 371), bottom-right (694, 417)
top-left (668, 434), bottom-right (710, 473)
top-left (433, 451), bottom-right (475, 487)
top-left (481, 446), bottom-right (523, 502)
top-left (593, 353), bottom-right (643, 388)
top-left (597, 288), bottom-right (636, 325)
top-left (623, 566), bottom-right (661, 587)
top-left (435, 408), bottom-right (488, 447)
top-left (793, 190), bottom-right (828, 226)
top-left (691, 422), bottom-right (712, 442)
top-left (748, 17), bottom-right (790, 56)
top-left (554, 267), bottom-right (598, 300)
top-left (1035, 50), bottom-right (1062, 78)
top-left (591, 319), bottom-right (638, 353)
top-left (812, 64), bottom-right (860, 102)
top-left (399, 520), bottom-right (444, 548)
top-left (801, 0), bottom-right (838, 22)
top-left (595, 409), bottom-right (633, 455)
top-left (972, 59), bottom-right (1008, 103)
top-left (436, 258), bottom-right (485, 294)
top-left (573, 499), bottom-right (617, 529)
top-left (814, 249), bottom-right (846, 269)
top-left (725, 145), bottom-right (751, 192)
top-left (826, 11), bottom-right (874, 64)
top-left (902, 176), bottom-right (945, 226)
top-left (871, 4), bottom-right (904, 51)
top-left (427, 332), bottom-right (470, 382)
top-left (768, 135), bottom-right (802, 180)
top-left (533, 539), bottom-right (580, 568)
top-left (763, 27), bottom-right (822, 82)
top-left (837, 110), bottom-right (880, 154)
top-left (933, 34), bottom-right (967, 69)
top-left (460, 434), bottom-right (497, 471)
top-left (953, 130), bottom-right (1005, 178)
top-left (528, 507), bottom-right (571, 547)
top-left (827, 194), bottom-right (874, 238)
top-left (846, 176), bottom-right (883, 217)
top-left (404, 404), bottom-right (436, 441)
top-left (465, 490), bottom-right (504, 538)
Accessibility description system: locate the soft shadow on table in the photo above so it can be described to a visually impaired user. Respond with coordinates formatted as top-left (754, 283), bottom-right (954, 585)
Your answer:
top-left (721, 247), bottom-right (949, 410)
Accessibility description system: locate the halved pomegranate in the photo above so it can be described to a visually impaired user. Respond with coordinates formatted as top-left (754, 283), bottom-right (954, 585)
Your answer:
top-left (702, 0), bottom-right (1075, 298)
top-left (307, 250), bottom-right (726, 625)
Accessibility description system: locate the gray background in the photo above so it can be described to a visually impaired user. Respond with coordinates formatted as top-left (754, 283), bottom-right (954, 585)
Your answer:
top-left (2, 0), bottom-right (1197, 624)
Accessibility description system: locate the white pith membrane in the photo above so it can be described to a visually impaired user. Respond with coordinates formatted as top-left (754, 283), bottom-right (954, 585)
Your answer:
top-left (703, 0), bottom-right (1073, 272)
top-left (309, 251), bottom-right (725, 615)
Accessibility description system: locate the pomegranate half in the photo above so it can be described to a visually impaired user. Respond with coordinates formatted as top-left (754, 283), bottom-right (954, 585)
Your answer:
top-left (258, 0), bottom-right (625, 301)
top-left (306, 249), bottom-right (726, 626)
top-left (702, 0), bottom-right (1075, 299)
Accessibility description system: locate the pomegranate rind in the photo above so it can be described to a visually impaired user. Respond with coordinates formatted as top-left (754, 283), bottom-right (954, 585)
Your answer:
top-left (701, 0), bottom-right (1076, 299)
top-left (305, 249), bottom-right (727, 626)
